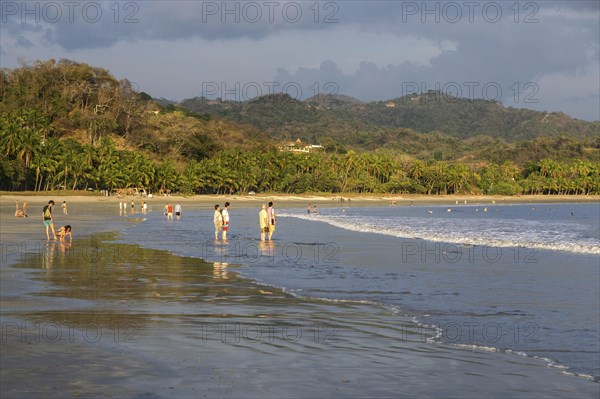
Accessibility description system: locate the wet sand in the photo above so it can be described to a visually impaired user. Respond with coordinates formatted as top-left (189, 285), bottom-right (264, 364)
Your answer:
top-left (1, 201), bottom-right (599, 398)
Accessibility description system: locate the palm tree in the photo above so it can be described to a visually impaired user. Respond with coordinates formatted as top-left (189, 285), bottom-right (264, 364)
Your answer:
top-left (17, 127), bottom-right (41, 169)
top-left (0, 117), bottom-right (21, 158)
top-left (34, 138), bottom-right (61, 191)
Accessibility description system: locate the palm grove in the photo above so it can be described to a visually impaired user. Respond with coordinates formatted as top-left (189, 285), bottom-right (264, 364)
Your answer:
top-left (1, 60), bottom-right (599, 195)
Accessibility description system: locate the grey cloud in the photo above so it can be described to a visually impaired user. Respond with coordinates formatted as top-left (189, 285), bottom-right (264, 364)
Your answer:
top-left (2, 1), bottom-right (597, 51)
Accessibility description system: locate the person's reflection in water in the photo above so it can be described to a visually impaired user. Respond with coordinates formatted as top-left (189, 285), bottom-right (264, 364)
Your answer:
top-left (42, 241), bottom-right (56, 269)
top-left (58, 241), bottom-right (72, 254)
top-left (259, 240), bottom-right (275, 258)
top-left (213, 262), bottom-right (229, 280)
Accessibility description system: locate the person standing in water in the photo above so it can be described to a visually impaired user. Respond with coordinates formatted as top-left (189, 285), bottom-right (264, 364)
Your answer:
top-left (267, 201), bottom-right (276, 240)
top-left (62, 201), bottom-right (68, 215)
top-left (259, 204), bottom-right (269, 241)
top-left (221, 202), bottom-right (230, 240)
top-left (213, 204), bottom-right (223, 240)
top-left (42, 200), bottom-right (57, 240)
top-left (174, 202), bottom-right (182, 220)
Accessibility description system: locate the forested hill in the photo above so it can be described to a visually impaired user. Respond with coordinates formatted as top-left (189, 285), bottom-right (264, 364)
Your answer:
top-left (1, 59), bottom-right (599, 195)
top-left (179, 93), bottom-right (599, 146)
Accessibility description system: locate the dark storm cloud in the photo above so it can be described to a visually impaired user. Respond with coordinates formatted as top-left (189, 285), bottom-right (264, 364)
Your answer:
top-left (271, 1), bottom-right (599, 106)
top-left (1, 1), bottom-right (596, 49)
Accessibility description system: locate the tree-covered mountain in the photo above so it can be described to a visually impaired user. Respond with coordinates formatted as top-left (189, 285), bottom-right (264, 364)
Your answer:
top-left (179, 93), bottom-right (599, 147)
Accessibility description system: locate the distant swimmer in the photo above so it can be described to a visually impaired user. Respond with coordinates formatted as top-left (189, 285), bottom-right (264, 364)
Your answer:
top-left (427, 210), bottom-right (433, 214)
top-left (570, 211), bottom-right (574, 216)
top-left (447, 208), bottom-right (452, 212)
top-left (483, 207), bottom-right (488, 212)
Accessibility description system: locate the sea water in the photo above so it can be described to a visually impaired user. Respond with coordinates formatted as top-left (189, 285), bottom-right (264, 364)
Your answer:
top-left (119, 202), bottom-right (600, 380)
top-left (271, 203), bottom-right (600, 379)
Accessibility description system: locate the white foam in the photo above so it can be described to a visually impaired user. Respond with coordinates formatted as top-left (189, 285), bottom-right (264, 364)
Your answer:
top-left (280, 212), bottom-right (600, 255)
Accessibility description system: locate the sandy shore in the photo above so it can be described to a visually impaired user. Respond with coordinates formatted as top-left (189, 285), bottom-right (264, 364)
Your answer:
top-left (2, 192), bottom-right (598, 209)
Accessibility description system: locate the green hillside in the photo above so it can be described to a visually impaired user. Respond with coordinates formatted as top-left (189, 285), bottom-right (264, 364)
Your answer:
top-left (180, 93), bottom-right (599, 147)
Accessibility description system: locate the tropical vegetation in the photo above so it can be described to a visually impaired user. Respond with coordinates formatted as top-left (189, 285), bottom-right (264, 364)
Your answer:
top-left (1, 59), bottom-right (599, 195)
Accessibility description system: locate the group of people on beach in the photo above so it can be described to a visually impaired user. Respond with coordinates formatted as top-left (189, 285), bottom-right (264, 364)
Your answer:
top-left (119, 200), bottom-right (149, 214)
top-left (213, 202), bottom-right (230, 240)
top-left (164, 202), bottom-right (183, 220)
top-left (41, 200), bottom-right (72, 242)
top-left (259, 202), bottom-right (277, 241)
top-left (32, 198), bottom-right (280, 243)
top-left (212, 201), bottom-right (277, 241)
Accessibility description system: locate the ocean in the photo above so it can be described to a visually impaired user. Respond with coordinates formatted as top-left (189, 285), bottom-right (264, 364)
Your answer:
top-left (118, 201), bottom-right (600, 380)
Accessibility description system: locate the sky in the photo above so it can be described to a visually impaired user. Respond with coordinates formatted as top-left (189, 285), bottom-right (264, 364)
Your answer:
top-left (1, 0), bottom-right (599, 120)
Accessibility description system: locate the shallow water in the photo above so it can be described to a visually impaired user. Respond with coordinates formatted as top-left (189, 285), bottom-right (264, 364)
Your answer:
top-left (1, 200), bottom-right (599, 398)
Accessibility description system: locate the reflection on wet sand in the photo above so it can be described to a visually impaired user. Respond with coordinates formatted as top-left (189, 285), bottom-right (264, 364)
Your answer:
top-left (41, 241), bottom-right (73, 270)
top-left (213, 262), bottom-right (229, 280)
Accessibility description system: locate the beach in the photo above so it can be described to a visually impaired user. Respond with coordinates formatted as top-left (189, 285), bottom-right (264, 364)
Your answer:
top-left (3, 192), bottom-right (599, 206)
top-left (1, 196), bottom-right (599, 398)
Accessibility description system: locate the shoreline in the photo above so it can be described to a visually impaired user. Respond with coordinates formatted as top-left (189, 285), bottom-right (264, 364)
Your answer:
top-left (2, 193), bottom-right (598, 208)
